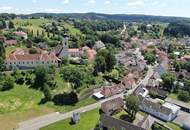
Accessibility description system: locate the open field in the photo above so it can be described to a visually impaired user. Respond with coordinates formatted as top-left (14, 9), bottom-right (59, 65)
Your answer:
top-left (40, 108), bottom-right (100, 130)
top-left (0, 79), bottom-right (97, 130)
top-left (63, 23), bottom-right (83, 36)
top-left (13, 19), bottom-right (50, 36)
top-left (0, 85), bottom-right (55, 130)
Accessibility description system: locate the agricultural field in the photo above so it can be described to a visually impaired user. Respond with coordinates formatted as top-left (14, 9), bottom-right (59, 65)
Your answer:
top-left (40, 108), bottom-right (100, 130)
top-left (13, 19), bottom-right (50, 36)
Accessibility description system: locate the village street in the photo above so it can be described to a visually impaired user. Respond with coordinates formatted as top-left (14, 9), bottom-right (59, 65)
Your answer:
top-left (16, 65), bottom-right (154, 130)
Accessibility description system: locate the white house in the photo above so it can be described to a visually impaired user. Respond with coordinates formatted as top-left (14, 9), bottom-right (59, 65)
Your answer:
top-left (14, 31), bottom-right (28, 39)
top-left (139, 96), bottom-right (180, 121)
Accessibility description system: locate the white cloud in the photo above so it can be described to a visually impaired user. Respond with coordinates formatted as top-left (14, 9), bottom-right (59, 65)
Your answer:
top-left (62, 0), bottom-right (70, 4)
top-left (0, 6), bottom-right (13, 11)
top-left (128, 0), bottom-right (144, 6)
top-left (105, 0), bottom-right (111, 5)
top-left (32, 0), bottom-right (37, 3)
top-left (88, 0), bottom-right (96, 4)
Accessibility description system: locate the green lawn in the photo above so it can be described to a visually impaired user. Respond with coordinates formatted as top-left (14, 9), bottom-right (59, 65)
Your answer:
top-left (0, 85), bottom-right (55, 130)
top-left (62, 23), bottom-right (83, 36)
top-left (0, 84), bottom-right (43, 113)
top-left (46, 97), bottom-right (97, 112)
top-left (41, 108), bottom-right (100, 130)
top-left (166, 122), bottom-right (183, 130)
top-left (169, 93), bottom-right (178, 100)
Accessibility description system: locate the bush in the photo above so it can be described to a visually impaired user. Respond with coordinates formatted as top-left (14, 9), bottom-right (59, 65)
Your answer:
top-left (0, 75), bottom-right (14, 91)
top-left (149, 91), bottom-right (159, 99)
top-left (178, 90), bottom-right (190, 102)
top-left (52, 91), bottom-right (79, 106)
top-left (152, 122), bottom-right (170, 130)
top-left (29, 48), bottom-right (38, 54)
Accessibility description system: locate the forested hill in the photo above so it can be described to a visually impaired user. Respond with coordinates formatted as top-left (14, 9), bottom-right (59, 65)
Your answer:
top-left (19, 12), bottom-right (190, 23)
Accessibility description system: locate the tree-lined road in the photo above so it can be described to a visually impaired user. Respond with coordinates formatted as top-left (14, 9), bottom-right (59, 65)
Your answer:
top-left (17, 66), bottom-right (154, 130)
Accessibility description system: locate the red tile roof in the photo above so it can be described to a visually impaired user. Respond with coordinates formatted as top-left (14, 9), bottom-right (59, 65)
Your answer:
top-left (86, 49), bottom-right (97, 60)
top-left (68, 48), bottom-right (80, 53)
top-left (14, 31), bottom-right (27, 36)
top-left (5, 40), bottom-right (17, 46)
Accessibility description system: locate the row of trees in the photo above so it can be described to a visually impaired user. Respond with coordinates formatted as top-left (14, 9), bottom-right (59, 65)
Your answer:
top-left (164, 22), bottom-right (190, 37)
top-left (74, 19), bottom-right (123, 34)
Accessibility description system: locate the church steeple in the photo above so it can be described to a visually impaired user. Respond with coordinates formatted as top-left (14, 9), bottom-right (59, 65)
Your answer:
top-left (63, 31), bottom-right (69, 47)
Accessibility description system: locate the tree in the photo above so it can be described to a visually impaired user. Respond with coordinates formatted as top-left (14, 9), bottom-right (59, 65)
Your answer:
top-left (0, 75), bottom-right (14, 91)
top-left (0, 57), bottom-right (4, 71)
top-left (184, 61), bottom-right (190, 72)
top-left (161, 73), bottom-right (176, 92)
top-left (9, 21), bottom-right (15, 29)
top-left (178, 90), bottom-right (190, 102)
top-left (33, 66), bottom-right (48, 89)
top-left (0, 20), bottom-right (6, 29)
top-left (95, 56), bottom-right (107, 73)
top-left (43, 83), bottom-right (52, 101)
top-left (173, 61), bottom-right (181, 72)
top-left (60, 66), bottom-right (84, 89)
top-left (0, 41), bottom-right (5, 59)
top-left (94, 49), bottom-right (116, 73)
top-left (125, 95), bottom-right (139, 120)
top-left (144, 52), bottom-right (156, 64)
top-left (29, 48), bottom-right (38, 54)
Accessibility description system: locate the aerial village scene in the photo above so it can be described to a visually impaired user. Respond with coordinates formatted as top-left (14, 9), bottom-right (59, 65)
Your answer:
top-left (0, 0), bottom-right (190, 130)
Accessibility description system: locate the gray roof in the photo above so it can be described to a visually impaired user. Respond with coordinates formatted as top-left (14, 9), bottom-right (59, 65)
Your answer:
top-left (100, 114), bottom-right (146, 130)
top-left (139, 96), bottom-right (172, 116)
top-left (101, 97), bottom-right (124, 114)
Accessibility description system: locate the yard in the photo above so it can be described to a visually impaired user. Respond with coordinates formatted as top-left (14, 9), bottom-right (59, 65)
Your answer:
top-left (0, 72), bottom-right (97, 130)
top-left (166, 122), bottom-right (183, 130)
top-left (0, 85), bottom-right (54, 130)
top-left (40, 108), bottom-right (100, 130)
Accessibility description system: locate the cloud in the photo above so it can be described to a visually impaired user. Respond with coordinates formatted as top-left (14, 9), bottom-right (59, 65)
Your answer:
top-left (32, 0), bottom-right (37, 3)
top-left (105, 0), bottom-right (111, 5)
top-left (62, 0), bottom-right (70, 4)
top-left (88, 0), bottom-right (96, 4)
top-left (128, 0), bottom-right (144, 6)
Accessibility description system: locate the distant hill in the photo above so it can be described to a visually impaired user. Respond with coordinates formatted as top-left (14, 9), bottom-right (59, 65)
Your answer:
top-left (19, 12), bottom-right (190, 23)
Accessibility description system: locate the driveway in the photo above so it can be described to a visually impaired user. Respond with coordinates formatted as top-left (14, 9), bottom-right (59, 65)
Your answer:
top-left (173, 110), bottom-right (190, 126)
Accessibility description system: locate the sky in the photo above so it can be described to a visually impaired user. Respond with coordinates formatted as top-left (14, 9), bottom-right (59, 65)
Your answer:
top-left (0, 0), bottom-right (190, 17)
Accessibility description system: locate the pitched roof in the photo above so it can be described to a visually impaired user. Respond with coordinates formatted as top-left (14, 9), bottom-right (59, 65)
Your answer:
top-left (14, 31), bottom-right (27, 36)
top-left (101, 97), bottom-right (124, 114)
top-left (6, 52), bottom-right (59, 61)
top-left (139, 97), bottom-right (172, 116)
top-left (68, 48), bottom-right (80, 53)
top-left (100, 114), bottom-right (146, 130)
top-left (85, 49), bottom-right (97, 60)
top-left (101, 85), bottom-right (124, 97)
top-left (5, 40), bottom-right (17, 45)
top-left (120, 73), bottom-right (135, 89)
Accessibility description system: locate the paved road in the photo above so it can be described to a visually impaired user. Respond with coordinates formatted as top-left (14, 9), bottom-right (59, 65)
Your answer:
top-left (17, 66), bottom-right (154, 130)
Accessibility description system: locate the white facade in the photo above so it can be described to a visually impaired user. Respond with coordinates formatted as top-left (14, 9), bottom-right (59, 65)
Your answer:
top-left (5, 60), bottom-right (59, 69)
top-left (140, 100), bottom-right (180, 121)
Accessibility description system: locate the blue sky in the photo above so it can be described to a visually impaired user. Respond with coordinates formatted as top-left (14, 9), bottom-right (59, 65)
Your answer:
top-left (0, 0), bottom-right (190, 17)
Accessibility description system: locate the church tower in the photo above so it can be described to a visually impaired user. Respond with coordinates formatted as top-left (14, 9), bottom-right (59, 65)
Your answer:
top-left (58, 32), bottom-right (69, 58)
